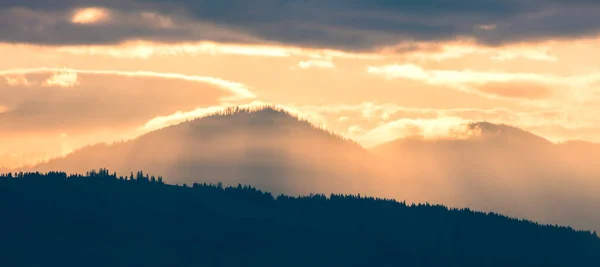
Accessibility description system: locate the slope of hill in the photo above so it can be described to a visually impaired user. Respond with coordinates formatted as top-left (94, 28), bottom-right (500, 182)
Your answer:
top-left (1, 170), bottom-right (598, 267)
top-left (29, 106), bottom-right (382, 196)
top-left (372, 122), bottom-right (600, 232)
top-left (557, 140), bottom-right (600, 176)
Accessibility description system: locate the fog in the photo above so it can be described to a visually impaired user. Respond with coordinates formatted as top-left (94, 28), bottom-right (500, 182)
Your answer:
top-left (21, 107), bottom-right (600, 232)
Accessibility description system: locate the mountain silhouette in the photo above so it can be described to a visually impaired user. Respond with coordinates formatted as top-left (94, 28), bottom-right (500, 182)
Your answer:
top-left (22, 106), bottom-right (600, 232)
top-left (1, 170), bottom-right (598, 267)
top-left (28, 106), bottom-right (382, 196)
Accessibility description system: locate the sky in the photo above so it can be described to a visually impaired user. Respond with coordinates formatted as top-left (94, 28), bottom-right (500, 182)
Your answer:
top-left (3, 0), bottom-right (600, 168)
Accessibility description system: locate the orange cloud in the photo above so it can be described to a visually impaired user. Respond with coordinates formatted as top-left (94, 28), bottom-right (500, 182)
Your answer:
top-left (71, 7), bottom-right (110, 24)
top-left (475, 82), bottom-right (553, 100)
top-left (349, 117), bottom-right (471, 147)
top-left (293, 60), bottom-right (336, 70)
top-left (3, 74), bottom-right (33, 86)
top-left (0, 68), bottom-right (255, 101)
top-left (43, 71), bottom-right (78, 87)
top-left (140, 101), bottom-right (335, 133)
top-left (52, 40), bottom-right (383, 60)
top-left (140, 101), bottom-right (266, 132)
top-left (366, 63), bottom-right (600, 102)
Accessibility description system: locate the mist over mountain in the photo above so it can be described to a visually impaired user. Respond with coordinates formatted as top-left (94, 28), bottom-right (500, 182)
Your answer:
top-left (29, 107), bottom-right (382, 196)
top-left (24, 106), bottom-right (600, 232)
top-left (373, 121), bottom-right (600, 232)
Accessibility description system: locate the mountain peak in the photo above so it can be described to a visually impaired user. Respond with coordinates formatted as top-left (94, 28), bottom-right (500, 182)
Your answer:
top-left (466, 121), bottom-right (551, 144)
top-left (146, 105), bottom-right (359, 147)
top-left (468, 121), bottom-right (524, 134)
top-left (179, 105), bottom-right (309, 128)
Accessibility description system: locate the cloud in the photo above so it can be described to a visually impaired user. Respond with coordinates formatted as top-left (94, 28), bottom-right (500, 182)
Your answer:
top-left (490, 46), bottom-right (557, 62)
top-left (0, 6), bottom-right (260, 46)
top-left (43, 71), bottom-right (78, 87)
top-left (367, 63), bottom-right (600, 101)
top-left (478, 24), bottom-right (498, 31)
top-left (0, 68), bottom-right (254, 135)
top-left (0, 68), bottom-right (255, 100)
top-left (71, 7), bottom-right (110, 24)
top-left (293, 60), bottom-right (336, 70)
top-left (4, 74), bottom-right (33, 86)
top-left (399, 41), bottom-right (558, 62)
top-left (2, 1), bottom-right (600, 51)
top-left (353, 117), bottom-right (471, 147)
top-left (141, 101), bottom-right (269, 132)
top-left (279, 102), bottom-right (600, 147)
top-left (50, 40), bottom-right (382, 60)
top-left (474, 81), bottom-right (553, 99)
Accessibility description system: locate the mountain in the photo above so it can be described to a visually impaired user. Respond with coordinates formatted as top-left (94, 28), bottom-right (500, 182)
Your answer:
top-left (28, 107), bottom-right (383, 196)
top-left (372, 122), bottom-right (600, 232)
top-left (1, 170), bottom-right (598, 267)
top-left (23, 108), bottom-right (600, 232)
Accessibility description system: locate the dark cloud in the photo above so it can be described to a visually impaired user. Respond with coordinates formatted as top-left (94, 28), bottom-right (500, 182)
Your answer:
top-left (1, 1), bottom-right (600, 50)
top-left (0, 7), bottom-right (259, 46)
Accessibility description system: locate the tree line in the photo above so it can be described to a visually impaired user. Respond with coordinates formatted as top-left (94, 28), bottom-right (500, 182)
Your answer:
top-left (1, 169), bottom-right (599, 267)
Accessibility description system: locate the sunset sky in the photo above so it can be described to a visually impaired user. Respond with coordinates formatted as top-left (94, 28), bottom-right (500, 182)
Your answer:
top-left (3, 1), bottom-right (600, 168)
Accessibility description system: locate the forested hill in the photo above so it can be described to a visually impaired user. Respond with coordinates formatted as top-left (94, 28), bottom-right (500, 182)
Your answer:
top-left (1, 170), bottom-right (599, 267)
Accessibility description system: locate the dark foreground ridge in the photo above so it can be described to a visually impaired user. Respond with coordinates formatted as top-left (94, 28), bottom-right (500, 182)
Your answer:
top-left (1, 170), bottom-right (599, 267)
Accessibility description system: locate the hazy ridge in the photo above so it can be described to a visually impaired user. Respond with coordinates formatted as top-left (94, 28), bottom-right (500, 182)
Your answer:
top-left (21, 106), bottom-right (600, 232)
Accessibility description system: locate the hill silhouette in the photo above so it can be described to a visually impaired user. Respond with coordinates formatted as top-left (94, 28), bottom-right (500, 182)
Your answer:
top-left (1, 170), bottom-right (599, 267)
top-left (22, 106), bottom-right (600, 232)
top-left (29, 106), bottom-right (382, 196)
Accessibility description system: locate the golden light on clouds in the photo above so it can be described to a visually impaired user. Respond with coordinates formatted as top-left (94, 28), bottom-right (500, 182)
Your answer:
top-left (4, 75), bottom-right (33, 86)
top-left (392, 39), bottom-right (558, 62)
top-left (71, 7), bottom-right (110, 24)
top-left (366, 62), bottom-right (600, 103)
top-left (52, 40), bottom-right (383, 59)
top-left (0, 67), bottom-right (256, 101)
top-left (349, 117), bottom-right (474, 147)
top-left (140, 101), bottom-right (269, 132)
top-left (476, 82), bottom-right (553, 100)
top-left (295, 60), bottom-right (336, 70)
top-left (43, 71), bottom-right (79, 87)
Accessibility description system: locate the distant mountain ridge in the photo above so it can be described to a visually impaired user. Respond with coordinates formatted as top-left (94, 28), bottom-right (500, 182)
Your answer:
top-left (21, 105), bottom-right (600, 233)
